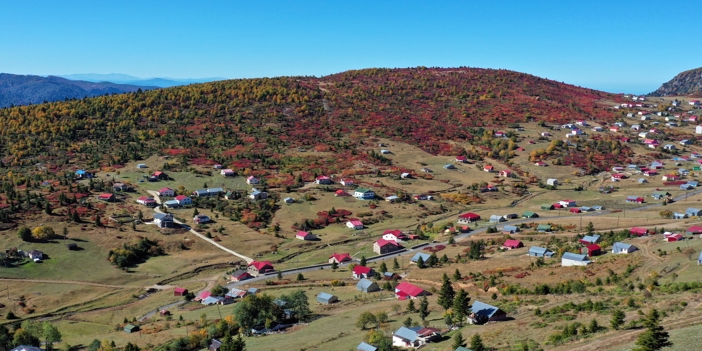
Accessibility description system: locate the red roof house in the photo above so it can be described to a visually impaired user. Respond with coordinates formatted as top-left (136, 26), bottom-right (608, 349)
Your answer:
top-left (502, 239), bottom-right (523, 250)
top-left (296, 231), bottom-right (317, 240)
top-left (580, 244), bottom-right (602, 257)
top-left (173, 287), bottom-right (188, 296)
top-left (458, 212), bottom-right (481, 223)
top-left (569, 208), bottom-right (582, 214)
top-left (374, 239), bottom-right (401, 254)
top-left (630, 227), bottom-right (649, 236)
top-left (328, 253), bottom-right (352, 264)
top-left (664, 233), bottom-right (683, 242)
top-left (394, 282), bottom-right (430, 300)
top-left (247, 260), bottom-right (274, 276)
top-left (687, 226), bottom-right (702, 234)
top-left (483, 165), bottom-right (494, 172)
top-left (352, 265), bottom-right (374, 279)
top-left (456, 156), bottom-right (467, 163)
top-left (98, 193), bottom-right (115, 202)
top-left (334, 189), bottom-right (350, 197)
top-left (194, 291), bottom-right (211, 302)
top-left (230, 270), bottom-right (252, 282)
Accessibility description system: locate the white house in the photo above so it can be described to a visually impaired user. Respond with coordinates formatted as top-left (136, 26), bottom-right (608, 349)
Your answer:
top-left (561, 252), bottom-right (592, 266)
top-left (612, 242), bottom-right (638, 254)
top-left (246, 176), bottom-right (260, 185)
top-left (158, 187), bottom-right (175, 197)
top-left (546, 178), bottom-right (558, 186)
top-left (346, 219), bottom-right (364, 230)
top-left (696, 125), bottom-right (702, 135)
top-left (220, 169), bottom-right (235, 177)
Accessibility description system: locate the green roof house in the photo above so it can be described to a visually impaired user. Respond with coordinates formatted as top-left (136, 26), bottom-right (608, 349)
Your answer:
top-left (124, 324), bottom-right (139, 333)
top-left (541, 204), bottom-right (554, 210)
top-left (522, 211), bottom-right (539, 218)
top-left (537, 224), bottom-right (552, 232)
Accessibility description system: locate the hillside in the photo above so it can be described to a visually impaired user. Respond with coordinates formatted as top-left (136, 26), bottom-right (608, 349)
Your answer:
top-left (0, 67), bottom-right (619, 172)
top-left (649, 67), bottom-right (702, 97)
top-left (0, 73), bottom-right (158, 107)
top-left (59, 73), bottom-right (225, 87)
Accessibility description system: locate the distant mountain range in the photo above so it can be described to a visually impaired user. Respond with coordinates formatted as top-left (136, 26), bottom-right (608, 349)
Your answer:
top-left (649, 67), bottom-right (702, 97)
top-left (58, 73), bottom-right (226, 88)
top-left (0, 73), bottom-right (158, 108)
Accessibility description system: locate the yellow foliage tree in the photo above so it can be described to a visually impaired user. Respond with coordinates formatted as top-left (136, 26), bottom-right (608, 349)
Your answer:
top-left (32, 226), bottom-right (55, 240)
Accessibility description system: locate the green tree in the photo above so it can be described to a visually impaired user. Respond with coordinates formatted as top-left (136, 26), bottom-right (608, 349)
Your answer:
top-left (589, 318), bottom-right (601, 333)
top-left (360, 255), bottom-right (367, 266)
top-left (452, 332), bottom-right (466, 350)
top-left (375, 311), bottom-right (388, 324)
top-left (470, 333), bottom-right (487, 351)
top-left (123, 343), bottom-right (139, 351)
top-left (17, 227), bottom-right (32, 241)
top-left (379, 262), bottom-right (388, 273)
top-left (403, 316), bottom-right (413, 328)
top-left (437, 273), bottom-right (456, 310)
top-left (586, 221), bottom-right (594, 235)
top-left (45, 202), bottom-right (52, 215)
top-left (43, 322), bottom-right (62, 351)
top-left (231, 334), bottom-right (246, 351)
top-left (452, 289), bottom-right (471, 325)
top-left (634, 309), bottom-right (672, 351)
top-left (331, 261), bottom-right (338, 271)
top-left (356, 311), bottom-right (378, 330)
top-left (296, 273), bottom-right (304, 281)
top-left (406, 299), bottom-right (416, 313)
top-left (418, 296), bottom-right (430, 321)
top-left (416, 256), bottom-right (425, 268)
top-left (453, 268), bottom-right (462, 282)
top-left (95, 214), bottom-right (101, 227)
top-left (13, 329), bottom-right (40, 347)
top-left (393, 258), bottom-right (400, 270)
top-left (611, 309), bottom-right (625, 330)
top-left (277, 271), bottom-right (283, 280)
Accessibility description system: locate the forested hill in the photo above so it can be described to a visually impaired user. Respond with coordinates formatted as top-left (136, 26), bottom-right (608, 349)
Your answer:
top-left (0, 67), bottom-right (618, 172)
top-left (0, 73), bottom-right (157, 107)
top-left (649, 67), bottom-right (702, 97)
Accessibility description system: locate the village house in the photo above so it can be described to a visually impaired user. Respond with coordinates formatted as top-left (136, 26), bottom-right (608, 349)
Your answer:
top-left (346, 219), bottom-right (364, 230)
top-left (410, 252), bottom-right (431, 266)
top-left (112, 182), bottom-right (130, 192)
top-left (151, 171), bottom-right (168, 180)
top-left (373, 239), bottom-right (401, 254)
top-left (220, 169), bottom-right (235, 177)
top-left (457, 212), bottom-right (481, 224)
top-left (354, 187), bottom-right (375, 200)
top-left (315, 175), bottom-right (332, 184)
top-left (193, 214), bottom-right (210, 224)
top-left (175, 195), bottom-right (192, 206)
top-left (559, 199), bottom-right (577, 207)
top-left (173, 287), bottom-right (188, 296)
top-left (394, 281), bottom-right (430, 300)
top-left (356, 343), bottom-right (377, 351)
top-left (626, 196), bottom-right (645, 204)
top-left (687, 225), bottom-right (702, 235)
top-left (547, 178), bottom-right (559, 186)
top-left (612, 242), bottom-right (637, 254)
top-left (535, 161), bottom-right (547, 167)
top-left (153, 213), bottom-right (176, 228)
top-left (580, 244), bottom-right (602, 257)
top-left (455, 155), bottom-right (467, 163)
top-left (329, 253), bottom-right (352, 264)
top-left (382, 229), bottom-right (405, 242)
top-left (98, 193), bottom-right (115, 202)
top-left (502, 225), bottom-right (519, 234)
top-left (483, 165), bottom-right (494, 172)
top-left (158, 187), bottom-right (175, 197)
top-left (352, 265), bottom-right (374, 279)
top-left (246, 176), bottom-right (260, 185)
top-left (392, 326), bottom-right (441, 348)
top-left (528, 246), bottom-right (554, 257)
top-left (630, 227), bottom-right (649, 236)
top-left (537, 224), bottom-right (552, 232)
top-left (316, 292), bottom-right (338, 305)
top-left (136, 196), bottom-right (157, 207)
top-left (137, 163), bottom-right (147, 169)
top-left (499, 170), bottom-right (512, 177)
top-left (502, 239), bottom-right (523, 250)
top-left (340, 178), bottom-right (355, 186)
top-left (664, 233), bottom-right (684, 242)
top-left (489, 214), bottom-right (506, 223)
top-left (213, 164), bottom-right (222, 169)
top-left (561, 252), bottom-right (592, 266)
top-left (356, 278), bottom-right (380, 293)
top-left (249, 188), bottom-right (268, 200)
top-left (580, 235), bottom-right (601, 244)
top-left (229, 270), bottom-right (252, 282)
top-left (295, 231), bottom-right (317, 241)
top-left (468, 301), bottom-right (508, 324)
top-left (686, 208), bottom-right (702, 217)
top-left (247, 260), bottom-right (274, 277)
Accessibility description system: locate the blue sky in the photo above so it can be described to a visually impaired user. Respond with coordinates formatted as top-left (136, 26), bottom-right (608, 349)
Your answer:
top-left (0, 0), bottom-right (699, 93)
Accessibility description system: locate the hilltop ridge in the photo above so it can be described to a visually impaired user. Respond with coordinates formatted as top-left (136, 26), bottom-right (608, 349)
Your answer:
top-left (649, 67), bottom-right (702, 97)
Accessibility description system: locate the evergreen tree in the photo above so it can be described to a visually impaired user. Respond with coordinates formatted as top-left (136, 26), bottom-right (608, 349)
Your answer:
top-left (416, 256), bottom-right (425, 268)
top-left (437, 273), bottom-right (456, 310)
top-left (470, 333), bottom-right (487, 351)
top-left (406, 299), bottom-right (416, 313)
top-left (453, 268), bottom-right (462, 282)
top-left (427, 252), bottom-right (438, 267)
top-left (331, 261), bottom-right (338, 271)
top-left (231, 334), bottom-right (246, 351)
top-left (440, 254), bottom-right (449, 264)
top-left (360, 255), bottom-right (367, 266)
top-left (611, 309), bottom-right (625, 330)
top-left (17, 227), bottom-right (32, 241)
top-left (452, 289), bottom-right (471, 324)
top-left (403, 316), bottom-right (413, 328)
top-left (418, 296), bottom-right (429, 321)
top-left (393, 257), bottom-right (400, 270)
top-left (94, 214), bottom-right (101, 227)
top-left (634, 309), bottom-right (672, 351)
top-left (379, 262), bottom-right (388, 273)
top-left (452, 332), bottom-right (466, 350)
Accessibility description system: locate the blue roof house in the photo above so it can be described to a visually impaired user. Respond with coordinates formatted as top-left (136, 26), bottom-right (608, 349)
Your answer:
top-left (411, 252), bottom-right (431, 264)
top-left (612, 242), bottom-right (638, 254)
top-left (686, 208), bottom-right (702, 216)
top-left (356, 342), bottom-right (378, 351)
top-left (356, 278), bottom-right (380, 293)
top-left (674, 212), bottom-right (688, 219)
top-left (528, 246), bottom-right (554, 258)
top-left (562, 252), bottom-right (592, 266)
top-left (469, 301), bottom-right (507, 324)
top-left (317, 292), bottom-right (338, 304)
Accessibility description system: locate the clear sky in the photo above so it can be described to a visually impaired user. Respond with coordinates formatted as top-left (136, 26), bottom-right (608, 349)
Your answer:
top-left (0, 0), bottom-right (699, 94)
